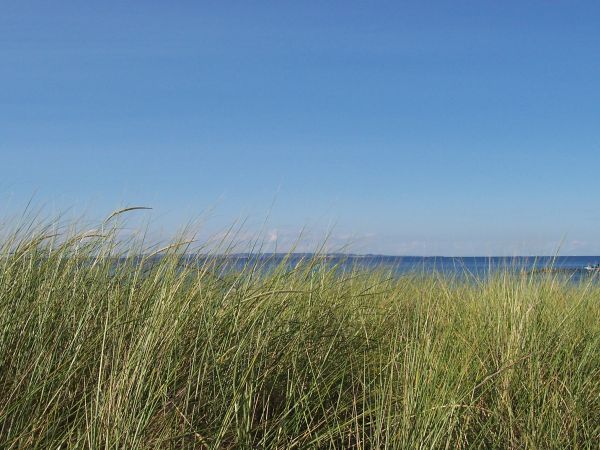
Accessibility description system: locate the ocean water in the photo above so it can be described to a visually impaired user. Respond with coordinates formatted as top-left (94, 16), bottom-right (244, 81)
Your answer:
top-left (211, 254), bottom-right (600, 282)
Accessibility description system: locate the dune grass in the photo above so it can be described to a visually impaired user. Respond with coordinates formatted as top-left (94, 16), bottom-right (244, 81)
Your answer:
top-left (0, 218), bottom-right (599, 449)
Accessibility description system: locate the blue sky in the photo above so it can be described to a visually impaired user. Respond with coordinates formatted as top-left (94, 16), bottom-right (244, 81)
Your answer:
top-left (2, 1), bottom-right (600, 255)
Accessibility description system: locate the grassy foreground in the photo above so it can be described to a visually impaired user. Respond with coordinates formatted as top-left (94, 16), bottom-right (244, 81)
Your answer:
top-left (0, 221), bottom-right (599, 449)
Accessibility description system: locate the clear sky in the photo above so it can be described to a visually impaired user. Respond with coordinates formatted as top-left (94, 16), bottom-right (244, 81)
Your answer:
top-left (2, 1), bottom-right (600, 255)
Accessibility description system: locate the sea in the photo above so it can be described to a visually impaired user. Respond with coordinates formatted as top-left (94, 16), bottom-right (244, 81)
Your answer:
top-left (211, 254), bottom-right (600, 283)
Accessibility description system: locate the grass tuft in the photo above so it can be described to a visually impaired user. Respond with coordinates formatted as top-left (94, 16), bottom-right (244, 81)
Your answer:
top-left (0, 217), bottom-right (598, 448)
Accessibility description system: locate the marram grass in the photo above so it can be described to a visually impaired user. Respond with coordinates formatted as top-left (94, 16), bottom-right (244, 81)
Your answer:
top-left (0, 220), bottom-right (599, 449)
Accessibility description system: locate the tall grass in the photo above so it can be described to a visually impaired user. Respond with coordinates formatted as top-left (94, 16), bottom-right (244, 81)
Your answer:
top-left (0, 217), bottom-right (598, 448)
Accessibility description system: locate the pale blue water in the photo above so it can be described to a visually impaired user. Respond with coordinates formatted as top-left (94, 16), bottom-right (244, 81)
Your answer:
top-left (211, 254), bottom-right (600, 282)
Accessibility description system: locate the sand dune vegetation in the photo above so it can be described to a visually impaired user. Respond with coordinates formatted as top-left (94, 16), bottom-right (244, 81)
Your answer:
top-left (0, 216), bottom-right (598, 449)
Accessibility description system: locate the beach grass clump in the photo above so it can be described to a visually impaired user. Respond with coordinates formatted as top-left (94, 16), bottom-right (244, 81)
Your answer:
top-left (0, 218), bottom-right (599, 448)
